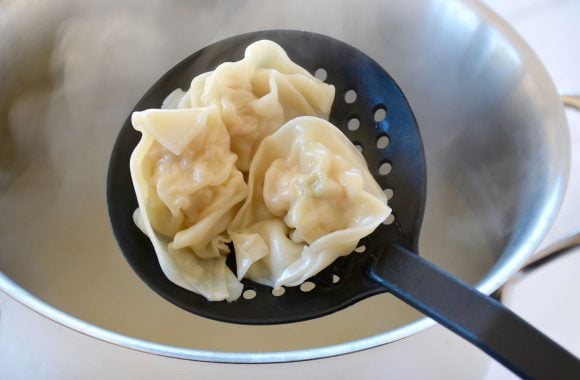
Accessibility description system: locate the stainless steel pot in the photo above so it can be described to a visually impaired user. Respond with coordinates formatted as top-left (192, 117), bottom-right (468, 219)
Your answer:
top-left (0, 0), bottom-right (575, 377)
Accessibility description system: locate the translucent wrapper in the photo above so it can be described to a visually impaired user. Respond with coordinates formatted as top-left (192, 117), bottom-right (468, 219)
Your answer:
top-left (129, 40), bottom-right (335, 301)
top-left (130, 106), bottom-right (247, 301)
top-left (163, 40), bottom-right (335, 171)
top-left (229, 116), bottom-right (391, 289)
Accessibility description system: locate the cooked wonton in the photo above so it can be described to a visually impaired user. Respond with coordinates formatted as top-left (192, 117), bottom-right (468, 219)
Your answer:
top-left (130, 105), bottom-right (247, 301)
top-left (132, 39), bottom-right (392, 301)
top-left (228, 116), bottom-right (391, 289)
top-left (163, 40), bottom-right (335, 171)
top-left (130, 40), bottom-right (334, 302)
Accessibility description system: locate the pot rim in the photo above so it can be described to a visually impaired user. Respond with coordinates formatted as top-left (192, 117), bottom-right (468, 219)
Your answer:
top-left (0, 0), bottom-right (570, 363)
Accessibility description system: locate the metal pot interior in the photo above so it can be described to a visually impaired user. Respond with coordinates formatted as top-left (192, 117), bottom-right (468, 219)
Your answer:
top-left (0, 0), bottom-right (569, 359)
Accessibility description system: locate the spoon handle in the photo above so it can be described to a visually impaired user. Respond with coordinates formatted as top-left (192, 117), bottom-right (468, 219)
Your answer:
top-left (370, 243), bottom-right (580, 380)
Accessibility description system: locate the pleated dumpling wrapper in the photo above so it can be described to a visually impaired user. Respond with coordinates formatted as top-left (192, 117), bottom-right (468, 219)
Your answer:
top-left (228, 116), bottom-right (391, 289)
top-left (163, 40), bottom-right (335, 171)
top-left (131, 105), bottom-right (247, 301)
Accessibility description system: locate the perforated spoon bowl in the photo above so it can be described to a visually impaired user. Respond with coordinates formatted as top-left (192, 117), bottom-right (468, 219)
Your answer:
top-left (107, 30), bottom-right (580, 379)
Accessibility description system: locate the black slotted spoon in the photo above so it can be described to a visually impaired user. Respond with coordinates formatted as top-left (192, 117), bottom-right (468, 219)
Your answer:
top-left (107, 30), bottom-right (580, 379)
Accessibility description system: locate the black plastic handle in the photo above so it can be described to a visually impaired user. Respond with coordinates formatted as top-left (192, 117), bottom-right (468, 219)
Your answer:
top-left (369, 244), bottom-right (580, 380)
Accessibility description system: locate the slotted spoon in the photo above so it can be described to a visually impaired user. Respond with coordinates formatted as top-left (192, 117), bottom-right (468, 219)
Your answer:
top-left (107, 30), bottom-right (580, 379)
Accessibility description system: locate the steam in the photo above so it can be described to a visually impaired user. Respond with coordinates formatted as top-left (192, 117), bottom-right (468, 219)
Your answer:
top-left (0, 0), bottom-right (365, 268)
top-left (3, 1), bottom-right (217, 192)
top-left (0, 0), bottom-right (237, 274)
top-left (2, 0), bottom-right (367, 193)
top-left (0, 0), bottom-right (505, 350)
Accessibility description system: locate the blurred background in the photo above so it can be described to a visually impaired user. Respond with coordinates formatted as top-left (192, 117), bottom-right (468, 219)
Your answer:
top-left (0, 0), bottom-right (578, 378)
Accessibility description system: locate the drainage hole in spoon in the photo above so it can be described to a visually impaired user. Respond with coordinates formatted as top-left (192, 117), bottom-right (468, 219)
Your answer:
top-left (354, 245), bottom-right (366, 253)
top-left (299, 281), bottom-right (316, 292)
top-left (242, 288), bottom-right (257, 300)
top-left (344, 89), bottom-right (357, 104)
top-left (347, 117), bottom-right (360, 131)
top-left (378, 161), bottom-right (392, 176)
top-left (373, 105), bottom-right (387, 122)
top-left (376, 134), bottom-right (389, 149)
top-left (383, 214), bottom-right (395, 226)
top-left (314, 67), bottom-right (328, 82)
top-left (272, 287), bottom-right (286, 297)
